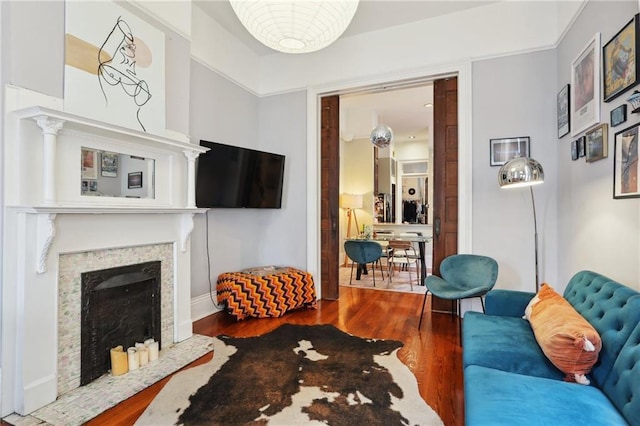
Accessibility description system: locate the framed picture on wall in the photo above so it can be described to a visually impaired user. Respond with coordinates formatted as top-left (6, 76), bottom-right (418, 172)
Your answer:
top-left (571, 139), bottom-right (579, 160)
top-left (603, 14), bottom-right (640, 102)
top-left (489, 136), bottom-right (530, 166)
top-left (613, 122), bottom-right (640, 198)
top-left (571, 33), bottom-right (601, 136)
top-left (577, 136), bottom-right (586, 158)
top-left (128, 171), bottom-right (143, 189)
top-left (586, 123), bottom-right (608, 163)
top-left (557, 84), bottom-right (570, 138)
top-left (611, 104), bottom-right (628, 127)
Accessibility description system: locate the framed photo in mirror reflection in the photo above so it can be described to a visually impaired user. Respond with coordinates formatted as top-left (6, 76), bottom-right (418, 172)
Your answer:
top-left (128, 171), bottom-right (143, 189)
top-left (81, 148), bottom-right (98, 179)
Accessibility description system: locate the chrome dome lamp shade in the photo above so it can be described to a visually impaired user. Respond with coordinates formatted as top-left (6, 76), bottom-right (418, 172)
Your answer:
top-left (498, 157), bottom-right (545, 291)
top-left (370, 125), bottom-right (393, 148)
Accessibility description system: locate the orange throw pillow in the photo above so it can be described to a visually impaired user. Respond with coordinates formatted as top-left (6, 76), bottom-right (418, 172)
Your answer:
top-left (528, 283), bottom-right (602, 385)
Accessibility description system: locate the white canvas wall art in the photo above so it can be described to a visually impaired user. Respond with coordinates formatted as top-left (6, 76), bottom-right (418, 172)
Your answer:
top-left (64, 1), bottom-right (166, 135)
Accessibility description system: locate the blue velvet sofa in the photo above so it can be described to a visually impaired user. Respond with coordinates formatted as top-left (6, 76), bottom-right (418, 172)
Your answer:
top-left (462, 270), bottom-right (640, 425)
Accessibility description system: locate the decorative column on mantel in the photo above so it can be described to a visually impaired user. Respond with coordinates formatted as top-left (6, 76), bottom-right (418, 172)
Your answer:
top-left (34, 116), bottom-right (65, 206)
top-left (183, 149), bottom-right (199, 208)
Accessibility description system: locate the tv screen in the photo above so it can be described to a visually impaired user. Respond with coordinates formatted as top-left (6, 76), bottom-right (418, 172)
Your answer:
top-left (196, 141), bottom-right (285, 208)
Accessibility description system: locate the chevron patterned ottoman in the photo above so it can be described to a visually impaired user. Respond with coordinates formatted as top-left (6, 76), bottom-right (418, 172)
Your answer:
top-left (216, 266), bottom-right (317, 320)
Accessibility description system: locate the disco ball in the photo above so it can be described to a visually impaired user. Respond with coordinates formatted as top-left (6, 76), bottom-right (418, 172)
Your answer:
top-left (370, 125), bottom-right (393, 148)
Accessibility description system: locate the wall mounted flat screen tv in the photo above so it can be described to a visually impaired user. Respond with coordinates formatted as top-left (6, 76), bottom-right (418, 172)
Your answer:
top-left (196, 140), bottom-right (285, 208)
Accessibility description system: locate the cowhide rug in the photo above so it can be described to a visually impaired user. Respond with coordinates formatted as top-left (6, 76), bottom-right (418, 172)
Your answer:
top-left (135, 324), bottom-right (443, 425)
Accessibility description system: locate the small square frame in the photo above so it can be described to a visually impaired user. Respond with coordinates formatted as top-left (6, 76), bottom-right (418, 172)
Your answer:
top-left (577, 136), bottom-right (586, 158)
top-left (489, 136), bottom-right (530, 166)
top-left (611, 104), bottom-right (627, 127)
top-left (614, 122), bottom-right (640, 198)
top-left (128, 171), bottom-right (143, 189)
top-left (586, 123), bottom-right (608, 163)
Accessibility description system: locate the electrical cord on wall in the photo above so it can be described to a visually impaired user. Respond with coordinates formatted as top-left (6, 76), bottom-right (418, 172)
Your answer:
top-left (205, 210), bottom-right (220, 309)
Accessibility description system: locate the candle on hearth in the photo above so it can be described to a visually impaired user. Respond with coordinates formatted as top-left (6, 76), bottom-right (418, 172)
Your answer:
top-left (127, 347), bottom-right (139, 370)
top-left (148, 341), bottom-right (159, 362)
top-left (138, 346), bottom-right (149, 366)
top-left (144, 338), bottom-right (155, 347)
top-left (110, 345), bottom-right (128, 376)
top-left (135, 342), bottom-right (145, 350)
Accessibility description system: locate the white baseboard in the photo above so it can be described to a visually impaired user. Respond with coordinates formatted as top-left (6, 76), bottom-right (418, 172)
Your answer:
top-left (191, 292), bottom-right (222, 322)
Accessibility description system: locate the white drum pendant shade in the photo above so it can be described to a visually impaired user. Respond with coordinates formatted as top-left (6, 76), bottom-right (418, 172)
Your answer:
top-left (230, 0), bottom-right (359, 54)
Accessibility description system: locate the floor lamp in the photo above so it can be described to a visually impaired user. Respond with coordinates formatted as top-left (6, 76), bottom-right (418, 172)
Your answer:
top-left (498, 157), bottom-right (544, 291)
top-left (341, 193), bottom-right (363, 267)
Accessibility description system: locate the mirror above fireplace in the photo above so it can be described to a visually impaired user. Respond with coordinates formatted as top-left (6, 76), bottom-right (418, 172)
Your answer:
top-left (80, 148), bottom-right (156, 199)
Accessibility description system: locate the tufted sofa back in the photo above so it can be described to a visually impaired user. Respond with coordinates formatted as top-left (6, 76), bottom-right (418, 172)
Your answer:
top-left (601, 321), bottom-right (640, 426)
top-left (563, 271), bottom-right (640, 388)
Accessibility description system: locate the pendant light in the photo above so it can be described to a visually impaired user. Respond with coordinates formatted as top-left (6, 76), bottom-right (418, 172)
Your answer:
top-left (229, 0), bottom-right (360, 54)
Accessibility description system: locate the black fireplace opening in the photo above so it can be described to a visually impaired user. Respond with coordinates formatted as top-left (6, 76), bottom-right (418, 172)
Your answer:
top-left (81, 260), bottom-right (161, 386)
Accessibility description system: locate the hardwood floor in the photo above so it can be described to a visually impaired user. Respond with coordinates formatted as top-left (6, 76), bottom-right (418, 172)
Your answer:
top-left (86, 286), bottom-right (464, 426)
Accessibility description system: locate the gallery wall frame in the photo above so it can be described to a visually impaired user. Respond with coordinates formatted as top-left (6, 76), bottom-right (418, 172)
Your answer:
top-left (611, 104), bottom-right (628, 127)
top-left (557, 84), bottom-right (570, 138)
top-left (577, 136), bottom-right (586, 158)
top-left (489, 136), bottom-right (530, 166)
top-left (603, 14), bottom-right (640, 102)
top-left (586, 123), bottom-right (608, 163)
top-left (571, 33), bottom-right (601, 136)
top-left (571, 139), bottom-right (579, 161)
top-left (614, 122), bottom-right (640, 198)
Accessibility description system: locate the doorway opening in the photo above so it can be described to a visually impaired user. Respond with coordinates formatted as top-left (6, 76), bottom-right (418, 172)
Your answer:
top-left (318, 75), bottom-right (461, 304)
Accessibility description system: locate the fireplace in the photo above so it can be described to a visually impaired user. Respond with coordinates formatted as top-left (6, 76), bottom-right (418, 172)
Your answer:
top-left (80, 261), bottom-right (161, 386)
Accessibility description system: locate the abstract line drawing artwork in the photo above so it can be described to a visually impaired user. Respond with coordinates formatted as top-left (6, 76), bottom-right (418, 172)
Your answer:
top-left (64, 1), bottom-right (165, 135)
top-left (98, 17), bottom-right (152, 132)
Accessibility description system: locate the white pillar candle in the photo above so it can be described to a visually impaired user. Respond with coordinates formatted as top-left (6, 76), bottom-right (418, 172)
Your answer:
top-left (148, 341), bottom-right (159, 362)
top-left (127, 347), bottom-right (139, 370)
top-left (138, 346), bottom-right (149, 366)
top-left (135, 342), bottom-right (145, 350)
top-left (144, 338), bottom-right (155, 347)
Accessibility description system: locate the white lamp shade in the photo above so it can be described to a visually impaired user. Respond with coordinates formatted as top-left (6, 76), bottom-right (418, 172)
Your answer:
top-left (498, 157), bottom-right (544, 189)
top-left (341, 193), bottom-right (363, 209)
top-left (229, 0), bottom-right (359, 54)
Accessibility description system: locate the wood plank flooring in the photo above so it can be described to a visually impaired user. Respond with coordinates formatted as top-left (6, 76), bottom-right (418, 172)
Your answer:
top-left (87, 286), bottom-right (464, 426)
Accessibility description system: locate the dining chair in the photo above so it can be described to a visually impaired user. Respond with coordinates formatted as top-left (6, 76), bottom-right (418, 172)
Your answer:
top-left (343, 240), bottom-right (385, 286)
top-left (419, 254), bottom-right (498, 332)
top-left (387, 239), bottom-right (419, 291)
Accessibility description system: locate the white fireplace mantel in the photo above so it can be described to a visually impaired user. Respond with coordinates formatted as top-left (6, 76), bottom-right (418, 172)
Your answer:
top-left (12, 207), bottom-right (207, 273)
top-left (2, 87), bottom-right (207, 416)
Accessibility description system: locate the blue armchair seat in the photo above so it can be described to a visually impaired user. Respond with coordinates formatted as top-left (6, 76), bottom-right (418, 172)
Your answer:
top-left (463, 271), bottom-right (640, 426)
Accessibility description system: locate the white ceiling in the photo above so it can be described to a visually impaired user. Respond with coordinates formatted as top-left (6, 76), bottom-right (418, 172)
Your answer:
top-left (194, 1), bottom-right (493, 145)
top-left (195, 0), bottom-right (496, 57)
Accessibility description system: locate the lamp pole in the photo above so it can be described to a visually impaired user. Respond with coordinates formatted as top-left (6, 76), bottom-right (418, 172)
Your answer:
top-left (530, 186), bottom-right (540, 292)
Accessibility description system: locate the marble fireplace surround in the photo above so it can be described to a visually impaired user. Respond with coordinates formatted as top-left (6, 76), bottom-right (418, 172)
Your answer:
top-left (1, 86), bottom-right (208, 416)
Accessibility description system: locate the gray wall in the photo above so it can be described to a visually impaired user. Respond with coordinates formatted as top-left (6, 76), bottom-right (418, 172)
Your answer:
top-left (556, 1), bottom-right (640, 287)
top-left (188, 60), bottom-right (308, 299)
top-left (472, 49), bottom-right (559, 292)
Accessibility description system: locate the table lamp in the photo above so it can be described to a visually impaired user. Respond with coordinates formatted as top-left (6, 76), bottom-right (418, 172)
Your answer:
top-left (498, 157), bottom-right (544, 291)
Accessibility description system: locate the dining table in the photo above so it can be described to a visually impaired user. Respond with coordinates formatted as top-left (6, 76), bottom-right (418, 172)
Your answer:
top-left (347, 233), bottom-right (432, 284)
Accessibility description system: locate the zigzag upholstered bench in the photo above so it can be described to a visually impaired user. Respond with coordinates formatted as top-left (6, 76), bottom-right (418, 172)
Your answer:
top-left (216, 266), bottom-right (317, 320)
